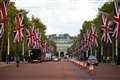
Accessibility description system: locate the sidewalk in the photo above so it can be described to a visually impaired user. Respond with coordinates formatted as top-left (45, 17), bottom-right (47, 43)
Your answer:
top-left (0, 62), bottom-right (15, 68)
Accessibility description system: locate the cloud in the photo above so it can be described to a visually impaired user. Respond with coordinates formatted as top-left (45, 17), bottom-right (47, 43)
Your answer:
top-left (11, 0), bottom-right (108, 36)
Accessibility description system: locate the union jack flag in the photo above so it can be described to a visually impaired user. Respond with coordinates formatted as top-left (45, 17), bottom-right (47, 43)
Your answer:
top-left (33, 30), bottom-right (40, 48)
top-left (42, 41), bottom-right (47, 53)
top-left (83, 33), bottom-right (87, 49)
top-left (14, 15), bottom-right (24, 42)
top-left (3, 0), bottom-right (10, 9)
top-left (83, 32), bottom-right (91, 52)
top-left (91, 24), bottom-right (98, 47)
top-left (26, 27), bottom-right (34, 48)
top-left (113, 0), bottom-right (120, 40)
top-left (86, 30), bottom-right (92, 49)
top-left (79, 38), bottom-right (86, 52)
top-left (0, 23), bottom-right (4, 38)
top-left (0, 0), bottom-right (10, 20)
top-left (101, 13), bottom-right (112, 43)
top-left (80, 38), bottom-right (84, 52)
top-left (0, 0), bottom-right (10, 38)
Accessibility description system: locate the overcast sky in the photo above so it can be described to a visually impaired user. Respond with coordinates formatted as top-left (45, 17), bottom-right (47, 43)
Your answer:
top-left (11, 0), bottom-right (108, 36)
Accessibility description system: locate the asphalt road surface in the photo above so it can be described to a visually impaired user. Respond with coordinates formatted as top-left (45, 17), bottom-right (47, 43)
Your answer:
top-left (0, 61), bottom-right (120, 80)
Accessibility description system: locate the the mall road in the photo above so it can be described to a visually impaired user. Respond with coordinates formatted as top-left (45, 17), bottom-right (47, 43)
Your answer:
top-left (0, 61), bottom-right (91, 80)
top-left (0, 61), bottom-right (120, 80)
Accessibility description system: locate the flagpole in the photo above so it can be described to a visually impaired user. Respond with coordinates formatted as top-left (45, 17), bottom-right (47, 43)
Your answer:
top-left (115, 39), bottom-right (118, 56)
top-left (6, 15), bottom-right (9, 64)
top-left (22, 41), bottom-right (25, 62)
top-left (101, 43), bottom-right (103, 61)
top-left (0, 47), bottom-right (1, 62)
top-left (86, 50), bottom-right (88, 58)
top-left (91, 48), bottom-right (92, 55)
top-left (0, 37), bottom-right (3, 62)
top-left (115, 39), bottom-right (118, 64)
top-left (6, 32), bottom-right (10, 64)
top-left (95, 49), bottom-right (97, 57)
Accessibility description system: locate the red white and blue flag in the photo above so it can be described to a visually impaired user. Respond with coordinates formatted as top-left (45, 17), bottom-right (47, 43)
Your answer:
top-left (80, 36), bottom-right (86, 52)
top-left (101, 13), bottom-right (112, 43)
top-left (0, 0), bottom-right (10, 38)
top-left (42, 41), bottom-right (47, 53)
top-left (33, 30), bottom-right (40, 48)
top-left (3, 0), bottom-right (10, 9)
top-left (86, 30), bottom-right (92, 49)
top-left (0, 0), bottom-right (10, 20)
top-left (113, 0), bottom-right (120, 40)
top-left (26, 27), bottom-right (34, 48)
top-left (91, 24), bottom-right (98, 47)
top-left (14, 15), bottom-right (24, 42)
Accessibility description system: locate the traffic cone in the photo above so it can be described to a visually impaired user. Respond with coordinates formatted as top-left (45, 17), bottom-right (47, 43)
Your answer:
top-left (81, 62), bottom-right (84, 68)
top-left (89, 65), bottom-right (96, 75)
top-left (83, 62), bottom-right (87, 69)
top-left (79, 62), bottom-right (83, 69)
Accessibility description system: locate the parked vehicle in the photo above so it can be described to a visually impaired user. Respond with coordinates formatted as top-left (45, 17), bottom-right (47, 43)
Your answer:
top-left (52, 56), bottom-right (59, 61)
top-left (87, 55), bottom-right (99, 66)
top-left (30, 48), bottom-right (44, 63)
top-left (62, 56), bottom-right (68, 61)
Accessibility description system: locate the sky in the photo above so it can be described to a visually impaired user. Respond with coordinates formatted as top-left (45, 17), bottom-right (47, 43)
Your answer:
top-left (11, 0), bottom-right (109, 36)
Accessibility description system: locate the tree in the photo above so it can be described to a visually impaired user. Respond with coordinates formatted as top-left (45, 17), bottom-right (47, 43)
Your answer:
top-left (0, 1), bottom-right (47, 61)
top-left (47, 40), bottom-right (57, 55)
top-left (69, 1), bottom-right (115, 61)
